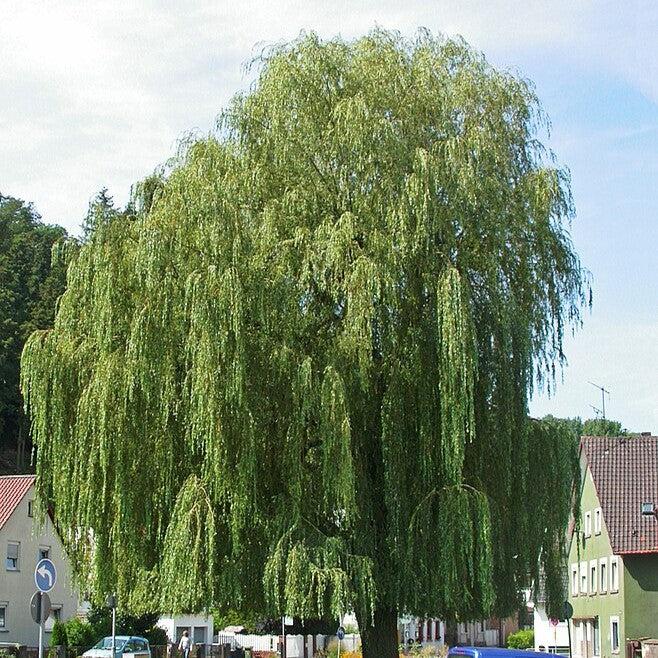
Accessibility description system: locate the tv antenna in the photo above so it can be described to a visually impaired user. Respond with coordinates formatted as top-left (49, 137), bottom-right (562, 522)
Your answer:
top-left (589, 404), bottom-right (603, 419)
top-left (589, 382), bottom-right (610, 420)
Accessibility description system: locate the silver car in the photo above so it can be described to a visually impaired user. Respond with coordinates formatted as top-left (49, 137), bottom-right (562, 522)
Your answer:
top-left (83, 636), bottom-right (151, 658)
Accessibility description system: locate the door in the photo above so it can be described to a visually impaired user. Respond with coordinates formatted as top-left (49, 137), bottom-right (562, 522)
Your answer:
top-left (193, 627), bottom-right (206, 658)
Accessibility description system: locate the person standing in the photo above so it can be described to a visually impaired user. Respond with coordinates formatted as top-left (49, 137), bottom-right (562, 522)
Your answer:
top-left (178, 631), bottom-right (192, 658)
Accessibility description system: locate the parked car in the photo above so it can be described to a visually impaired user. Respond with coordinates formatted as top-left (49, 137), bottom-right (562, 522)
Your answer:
top-left (83, 636), bottom-right (151, 658)
top-left (448, 648), bottom-right (567, 658)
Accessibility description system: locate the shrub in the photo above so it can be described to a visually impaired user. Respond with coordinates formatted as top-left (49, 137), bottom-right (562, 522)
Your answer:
top-left (506, 629), bottom-right (534, 649)
top-left (51, 620), bottom-right (68, 647)
top-left (64, 617), bottom-right (97, 651)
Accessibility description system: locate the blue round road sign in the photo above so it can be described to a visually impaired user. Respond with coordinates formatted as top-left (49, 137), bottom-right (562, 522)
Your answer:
top-left (35, 558), bottom-right (57, 593)
top-left (336, 627), bottom-right (345, 640)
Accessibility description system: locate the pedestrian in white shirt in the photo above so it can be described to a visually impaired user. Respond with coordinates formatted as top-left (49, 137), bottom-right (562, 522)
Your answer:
top-left (178, 631), bottom-right (192, 658)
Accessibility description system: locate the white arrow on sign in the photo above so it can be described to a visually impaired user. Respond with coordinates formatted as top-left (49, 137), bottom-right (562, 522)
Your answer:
top-left (37, 564), bottom-right (53, 587)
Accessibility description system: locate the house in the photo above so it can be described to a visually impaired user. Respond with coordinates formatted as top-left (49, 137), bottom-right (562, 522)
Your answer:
top-left (567, 435), bottom-right (658, 658)
top-left (0, 475), bottom-right (83, 646)
top-left (532, 572), bottom-right (570, 654)
top-left (156, 614), bottom-right (214, 646)
top-left (454, 616), bottom-right (520, 648)
top-left (398, 616), bottom-right (444, 646)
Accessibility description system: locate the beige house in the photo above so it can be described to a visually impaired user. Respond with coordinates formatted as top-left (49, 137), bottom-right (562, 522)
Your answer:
top-left (0, 475), bottom-right (83, 646)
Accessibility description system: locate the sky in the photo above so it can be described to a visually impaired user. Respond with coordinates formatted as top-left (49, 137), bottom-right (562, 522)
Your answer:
top-left (1, 0), bottom-right (656, 431)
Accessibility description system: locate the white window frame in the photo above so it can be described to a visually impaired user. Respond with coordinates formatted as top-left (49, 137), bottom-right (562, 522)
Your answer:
top-left (28, 500), bottom-right (34, 518)
top-left (584, 511), bottom-right (592, 537)
top-left (599, 557), bottom-right (608, 593)
top-left (6, 542), bottom-right (20, 571)
top-left (610, 556), bottom-right (619, 592)
top-left (592, 617), bottom-right (600, 657)
top-left (571, 563), bottom-right (579, 596)
top-left (594, 507), bottom-right (602, 535)
top-left (590, 560), bottom-right (598, 594)
top-left (580, 561), bottom-right (588, 594)
top-left (0, 602), bottom-right (7, 630)
top-left (574, 620), bottom-right (583, 656)
top-left (610, 616), bottom-right (620, 653)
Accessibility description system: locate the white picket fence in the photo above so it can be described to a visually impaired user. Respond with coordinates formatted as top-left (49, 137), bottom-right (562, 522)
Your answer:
top-left (214, 632), bottom-right (360, 657)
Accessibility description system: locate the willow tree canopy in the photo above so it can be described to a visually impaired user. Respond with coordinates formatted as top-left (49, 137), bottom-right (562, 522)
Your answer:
top-left (22, 30), bottom-right (586, 657)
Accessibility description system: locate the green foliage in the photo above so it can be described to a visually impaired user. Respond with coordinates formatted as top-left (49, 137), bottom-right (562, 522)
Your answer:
top-left (50, 620), bottom-right (68, 647)
top-left (0, 193), bottom-right (68, 472)
top-left (63, 617), bottom-right (96, 651)
top-left (212, 607), bottom-right (267, 633)
top-left (541, 415), bottom-right (630, 440)
top-left (506, 629), bottom-right (534, 649)
top-left (22, 30), bottom-right (587, 655)
top-left (84, 607), bottom-right (163, 645)
top-left (582, 418), bottom-right (626, 437)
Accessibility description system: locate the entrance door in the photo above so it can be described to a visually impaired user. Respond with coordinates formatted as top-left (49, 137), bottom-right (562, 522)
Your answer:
top-left (580, 620), bottom-right (593, 658)
top-left (193, 627), bottom-right (207, 658)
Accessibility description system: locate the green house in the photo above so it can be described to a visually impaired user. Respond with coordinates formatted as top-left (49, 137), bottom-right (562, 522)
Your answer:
top-left (567, 435), bottom-right (658, 658)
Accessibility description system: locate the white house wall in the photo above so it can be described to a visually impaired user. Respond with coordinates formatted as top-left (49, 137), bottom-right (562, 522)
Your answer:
top-left (533, 604), bottom-right (570, 653)
top-left (0, 485), bottom-right (81, 646)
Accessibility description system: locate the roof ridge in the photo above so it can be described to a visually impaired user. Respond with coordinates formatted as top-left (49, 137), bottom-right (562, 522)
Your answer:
top-left (0, 474), bottom-right (36, 479)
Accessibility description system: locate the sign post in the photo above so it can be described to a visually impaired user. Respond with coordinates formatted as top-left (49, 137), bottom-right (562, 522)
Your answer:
top-left (30, 591), bottom-right (52, 658)
top-left (34, 558), bottom-right (57, 658)
top-left (106, 594), bottom-right (117, 658)
top-left (336, 626), bottom-right (345, 658)
top-left (281, 616), bottom-right (293, 658)
top-left (563, 601), bottom-right (574, 658)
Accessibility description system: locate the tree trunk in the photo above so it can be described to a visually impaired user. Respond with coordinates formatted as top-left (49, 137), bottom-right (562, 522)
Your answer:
top-left (359, 607), bottom-right (399, 658)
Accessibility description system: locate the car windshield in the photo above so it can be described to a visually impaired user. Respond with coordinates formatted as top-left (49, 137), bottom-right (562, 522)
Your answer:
top-left (93, 639), bottom-right (127, 650)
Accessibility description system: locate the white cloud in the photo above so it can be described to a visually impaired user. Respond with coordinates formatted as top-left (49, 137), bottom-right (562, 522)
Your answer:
top-left (2, 0), bottom-right (655, 230)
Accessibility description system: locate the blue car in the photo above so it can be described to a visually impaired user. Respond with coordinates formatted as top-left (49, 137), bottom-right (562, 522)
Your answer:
top-left (449, 648), bottom-right (567, 658)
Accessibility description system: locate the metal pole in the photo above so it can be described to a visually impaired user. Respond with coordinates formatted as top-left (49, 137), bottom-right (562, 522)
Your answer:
top-left (281, 616), bottom-right (285, 658)
top-left (567, 619), bottom-right (572, 658)
top-left (38, 617), bottom-right (44, 658)
top-left (337, 637), bottom-right (341, 658)
top-left (112, 604), bottom-right (117, 658)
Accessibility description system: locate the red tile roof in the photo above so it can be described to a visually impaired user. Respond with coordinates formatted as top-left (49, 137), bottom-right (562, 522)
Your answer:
top-left (0, 474), bottom-right (36, 531)
top-left (582, 435), bottom-right (658, 555)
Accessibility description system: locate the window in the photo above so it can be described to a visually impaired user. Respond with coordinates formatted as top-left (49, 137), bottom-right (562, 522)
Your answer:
top-left (590, 560), bottom-right (598, 594)
top-left (44, 607), bottom-right (62, 632)
top-left (610, 556), bottom-right (619, 592)
top-left (592, 618), bottom-right (600, 656)
top-left (28, 500), bottom-right (34, 518)
top-left (571, 563), bottom-right (579, 595)
top-left (610, 616), bottom-right (620, 653)
top-left (39, 546), bottom-right (50, 560)
top-left (594, 507), bottom-right (602, 535)
top-left (580, 561), bottom-right (588, 594)
top-left (5, 542), bottom-right (19, 571)
top-left (0, 603), bottom-right (6, 629)
top-left (584, 511), bottom-right (592, 537)
top-left (599, 558), bottom-right (608, 593)
top-left (574, 620), bottom-right (583, 651)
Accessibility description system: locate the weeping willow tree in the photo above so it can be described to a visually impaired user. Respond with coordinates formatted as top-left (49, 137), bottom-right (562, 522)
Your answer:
top-left (22, 30), bottom-right (587, 658)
